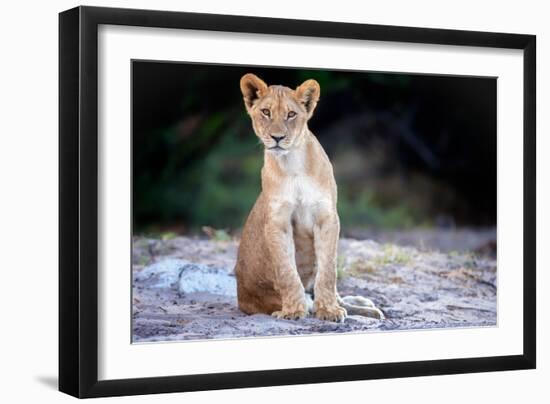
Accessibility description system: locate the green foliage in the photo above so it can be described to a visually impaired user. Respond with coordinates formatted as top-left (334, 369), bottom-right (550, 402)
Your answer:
top-left (134, 115), bottom-right (264, 233)
top-left (132, 66), bottom-right (433, 234)
top-left (337, 188), bottom-right (418, 229)
top-left (296, 70), bottom-right (350, 93)
top-left (188, 132), bottom-right (262, 230)
top-left (134, 119), bottom-right (424, 233)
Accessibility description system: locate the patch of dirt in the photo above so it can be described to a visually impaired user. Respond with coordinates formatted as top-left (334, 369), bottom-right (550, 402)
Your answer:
top-left (132, 234), bottom-right (496, 342)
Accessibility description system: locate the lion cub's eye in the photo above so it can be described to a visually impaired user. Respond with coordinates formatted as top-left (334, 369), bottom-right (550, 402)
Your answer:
top-left (261, 109), bottom-right (271, 117)
top-left (287, 111), bottom-right (297, 119)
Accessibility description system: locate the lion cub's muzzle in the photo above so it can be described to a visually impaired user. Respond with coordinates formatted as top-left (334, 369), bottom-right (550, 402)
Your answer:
top-left (266, 133), bottom-right (291, 152)
top-left (267, 134), bottom-right (286, 151)
top-left (270, 134), bottom-right (286, 144)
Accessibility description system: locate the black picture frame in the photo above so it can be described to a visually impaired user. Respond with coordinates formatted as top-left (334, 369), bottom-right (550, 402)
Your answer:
top-left (59, 5), bottom-right (536, 398)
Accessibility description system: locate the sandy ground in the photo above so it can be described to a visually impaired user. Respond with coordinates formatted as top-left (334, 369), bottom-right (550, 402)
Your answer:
top-left (132, 231), bottom-right (496, 342)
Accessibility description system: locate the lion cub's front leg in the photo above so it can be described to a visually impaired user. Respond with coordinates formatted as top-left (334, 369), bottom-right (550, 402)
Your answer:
top-left (265, 204), bottom-right (307, 320)
top-left (313, 213), bottom-right (347, 322)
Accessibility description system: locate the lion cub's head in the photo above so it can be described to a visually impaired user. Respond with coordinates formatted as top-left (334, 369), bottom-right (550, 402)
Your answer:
top-left (240, 73), bottom-right (320, 155)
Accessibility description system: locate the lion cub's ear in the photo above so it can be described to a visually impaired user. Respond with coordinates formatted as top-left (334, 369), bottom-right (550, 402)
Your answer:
top-left (240, 73), bottom-right (268, 112)
top-left (295, 79), bottom-right (320, 117)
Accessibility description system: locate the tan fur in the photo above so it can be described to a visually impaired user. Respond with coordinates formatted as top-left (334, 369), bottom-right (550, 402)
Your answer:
top-left (235, 74), bottom-right (383, 322)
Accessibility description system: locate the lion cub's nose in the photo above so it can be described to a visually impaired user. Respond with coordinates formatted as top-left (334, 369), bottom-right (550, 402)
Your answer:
top-left (270, 135), bottom-right (286, 143)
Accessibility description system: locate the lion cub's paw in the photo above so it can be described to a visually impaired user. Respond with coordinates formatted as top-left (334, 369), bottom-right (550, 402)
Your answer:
top-left (314, 305), bottom-right (347, 322)
top-left (271, 308), bottom-right (307, 321)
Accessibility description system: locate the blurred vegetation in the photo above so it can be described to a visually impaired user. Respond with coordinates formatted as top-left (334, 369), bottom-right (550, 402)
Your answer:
top-left (133, 62), bottom-right (496, 235)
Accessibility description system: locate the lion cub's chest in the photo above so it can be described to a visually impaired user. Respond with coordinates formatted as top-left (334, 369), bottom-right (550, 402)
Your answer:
top-left (275, 175), bottom-right (332, 233)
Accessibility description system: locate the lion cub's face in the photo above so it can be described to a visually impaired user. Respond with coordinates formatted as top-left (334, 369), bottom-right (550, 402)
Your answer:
top-left (240, 74), bottom-right (320, 155)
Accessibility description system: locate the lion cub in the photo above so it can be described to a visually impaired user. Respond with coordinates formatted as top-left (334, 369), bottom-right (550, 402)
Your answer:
top-left (235, 73), bottom-right (383, 322)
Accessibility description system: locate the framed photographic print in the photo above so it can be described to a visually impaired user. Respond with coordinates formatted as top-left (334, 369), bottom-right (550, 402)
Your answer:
top-left (59, 6), bottom-right (536, 398)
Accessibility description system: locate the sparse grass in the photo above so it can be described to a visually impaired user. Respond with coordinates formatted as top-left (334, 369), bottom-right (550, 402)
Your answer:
top-left (373, 244), bottom-right (414, 266)
top-left (202, 226), bottom-right (232, 242)
top-left (161, 231), bottom-right (177, 241)
top-left (347, 259), bottom-right (377, 277)
top-left (345, 244), bottom-right (414, 278)
top-left (336, 255), bottom-right (347, 280)
top-left (137, 255), bottom-right (152, 266)
top-left (133, 238), bottom-right (150, 249)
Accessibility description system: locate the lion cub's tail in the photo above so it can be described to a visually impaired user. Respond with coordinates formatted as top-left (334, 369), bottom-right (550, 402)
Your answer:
top-left (337, 295), bottom-right (385, 320)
